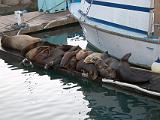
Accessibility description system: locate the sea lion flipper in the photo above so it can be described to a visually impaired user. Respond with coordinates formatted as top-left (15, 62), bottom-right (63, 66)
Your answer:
top-left (121, 53), bottom-right (132, 62)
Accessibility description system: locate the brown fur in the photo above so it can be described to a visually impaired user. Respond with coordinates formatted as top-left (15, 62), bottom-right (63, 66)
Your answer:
top-left (25, 45), bottom-right (66, 69)
top-left (95, 59), bottom-right (116, 79)
top-left (64, 56), bottom-right (77, 70)
top-left (1, 35), bottom-right (41, 51)
top-left (60, 49), bottom-right (79, 68)
top-left (117, 53), bottom-right (149, 83)
top-left (21, 41), bottom-right (56, 57)
top-left (76, 50), bottom-right (93, 60)
top-left (76, 59), bottom-right (98, 80)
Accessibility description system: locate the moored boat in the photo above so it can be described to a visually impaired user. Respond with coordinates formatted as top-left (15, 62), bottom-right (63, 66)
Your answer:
top-left (69, 0), bottom-right (160, 68)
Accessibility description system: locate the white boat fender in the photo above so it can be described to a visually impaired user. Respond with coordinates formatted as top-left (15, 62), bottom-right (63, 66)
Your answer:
top-left (151, 57), bottom-right (160, 73)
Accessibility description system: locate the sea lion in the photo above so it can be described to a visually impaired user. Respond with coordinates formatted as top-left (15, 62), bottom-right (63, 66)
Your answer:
top-left (117, 53), bottom-right (149, 83)
top-left (76, 59), bottom-right (98, 80)
top-left (21, 41), bottom-right (56, 57)
top-left (84, 52), bottom-right (102, 63)
top-left (104, 57), bottom-right (119, 70)
top-left (25, 45), bottom-right (66, 69)
top-left (84, 51), bottom-right (110, 64)
top-left (25, 46), bottom-right (50, 60)
top-left (58, 44), bottom-right (73, 52)
top-left (76, 50), bottom-right (93, 60)
top-left (64, 56), bottom-right (78, 70)
top-left (1, 35), bottom-right (41, 51)
top-left (25, 46), bottom-right (55, 66)
top-left (67, 45), bottom-right (81, 52)
top-left (95, 59), bottom-right (116, 79)
top-left (44, 47), bottom-right (65, 69)
top-left (47, 46), bottom-right (81, 69)
top-left (60, 49), bottom-right (80, 68)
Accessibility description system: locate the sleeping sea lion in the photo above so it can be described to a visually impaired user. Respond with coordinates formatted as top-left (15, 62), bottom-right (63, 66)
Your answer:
top-left (76, 50), bottom-right (93, 61)
top-left (25, 46), bottom-right (49, 60)
top-left (104, 57), bottom-right (119, 70)
top-left (25, 45), bottom-right (66, 69)
top-left (1, 35), bottom-right (41, 51)
top-left (64, 56), bottom-right (78, 70)
top-left (60, 49), bottom-right (80, 68)
top-left (67, 45), bottom-right (81, 52)
top-left (25, 46), bottom-right (55, 66)
top-left (95, 59), bottom-right (116, 79)
top-left (58, 45), bottom-right (73, 52)
top-left (117, 53), bottom-right (149, 83)
top-left (76, 59), bottom-right (98, 80)
top-left (84, 51), bottom-right (110, 64)
top-left (21, 41), bottom-right (56, 57)
top-left (44, 47), bottom-right (65, 69)
top-left (84, 52), bottom-right (102, 63)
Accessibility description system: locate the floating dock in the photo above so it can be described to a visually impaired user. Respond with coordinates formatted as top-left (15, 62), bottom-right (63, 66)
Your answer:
top-left (0, 10), bottom-right (78, 35)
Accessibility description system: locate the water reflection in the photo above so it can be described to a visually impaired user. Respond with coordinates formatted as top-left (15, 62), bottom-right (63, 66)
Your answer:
top-left (28, 68), bottom-right (160, 120)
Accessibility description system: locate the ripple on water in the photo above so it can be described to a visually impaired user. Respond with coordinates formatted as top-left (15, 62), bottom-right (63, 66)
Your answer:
top-left (0, 59), bottom-right (90, 120)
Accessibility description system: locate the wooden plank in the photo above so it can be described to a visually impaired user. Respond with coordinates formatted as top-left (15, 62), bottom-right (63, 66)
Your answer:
top-left (0, 10), bottom-right (77, 35)
top-left (154, 0), bottom-right (160, 36)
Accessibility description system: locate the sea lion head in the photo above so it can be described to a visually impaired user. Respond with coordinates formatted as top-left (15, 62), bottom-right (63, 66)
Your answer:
top-left (76, 50), bottom-right (93, 61)
top-left (1, 35), bottom-right (12, 49)
top-left (84, 52), bottom-right (103, 64)
top-left (95, 59), bottom-right (116, 79)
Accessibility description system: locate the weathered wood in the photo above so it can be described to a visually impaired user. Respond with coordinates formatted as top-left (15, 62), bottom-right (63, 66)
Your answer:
top-left (154, 0), bottom-right (160, 36)
top-left (0, 10), bottom-right (77, 35)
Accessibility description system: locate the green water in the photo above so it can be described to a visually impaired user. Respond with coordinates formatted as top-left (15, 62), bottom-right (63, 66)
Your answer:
top-left (0, 25), bottom-right (160, 120)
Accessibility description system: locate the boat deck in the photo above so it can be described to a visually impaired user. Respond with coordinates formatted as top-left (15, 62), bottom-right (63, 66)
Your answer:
top-left (0, 10), bottom-right (77, 35)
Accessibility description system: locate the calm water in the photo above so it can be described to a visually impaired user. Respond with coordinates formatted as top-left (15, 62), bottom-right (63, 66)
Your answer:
top-left (0, 25), bottom-right (160, 120)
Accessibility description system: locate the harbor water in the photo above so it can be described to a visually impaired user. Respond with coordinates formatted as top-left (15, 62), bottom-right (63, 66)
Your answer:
top-left (0, 25), bottom-right (160, 120)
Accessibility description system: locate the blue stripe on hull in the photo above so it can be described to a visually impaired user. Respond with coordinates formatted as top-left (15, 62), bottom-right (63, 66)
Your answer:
top-left (79, 10), bottom-right (148, 35)
top-left (85, 0), bottom-right (152, 12)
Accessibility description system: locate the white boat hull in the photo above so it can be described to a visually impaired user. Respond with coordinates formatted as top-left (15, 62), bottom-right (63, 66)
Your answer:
top-left (81, 23), bottom-right (160, 68)
top-left (69, 2), bottom-right (160, 68)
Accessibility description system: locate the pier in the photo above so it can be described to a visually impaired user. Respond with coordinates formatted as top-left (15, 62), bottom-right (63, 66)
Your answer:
top-left (0, 10), bottom-right (78, 35)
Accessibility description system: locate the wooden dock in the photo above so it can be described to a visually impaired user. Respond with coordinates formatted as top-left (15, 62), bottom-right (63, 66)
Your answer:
top-left (0, 10), bottom-right (78, 35)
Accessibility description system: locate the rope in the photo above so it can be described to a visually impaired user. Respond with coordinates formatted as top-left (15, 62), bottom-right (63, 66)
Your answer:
top-left (83, 0), bottom-right (94, 21)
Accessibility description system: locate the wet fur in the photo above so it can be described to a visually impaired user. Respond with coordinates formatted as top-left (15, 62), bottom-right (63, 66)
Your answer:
top-left (117, 53), bottom-right (149, 83)
top-left (95, 59), bottom-right (116, 79)
top-left (76, 59), bottom-right (98, 80)
top-left (1, 35), bottom-right (41, 51)
top-left (60, 49), bottom-right (79, 68)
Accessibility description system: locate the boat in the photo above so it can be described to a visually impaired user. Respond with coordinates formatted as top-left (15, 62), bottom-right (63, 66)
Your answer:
top-left (69, 0), bottom-right (160, 68)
